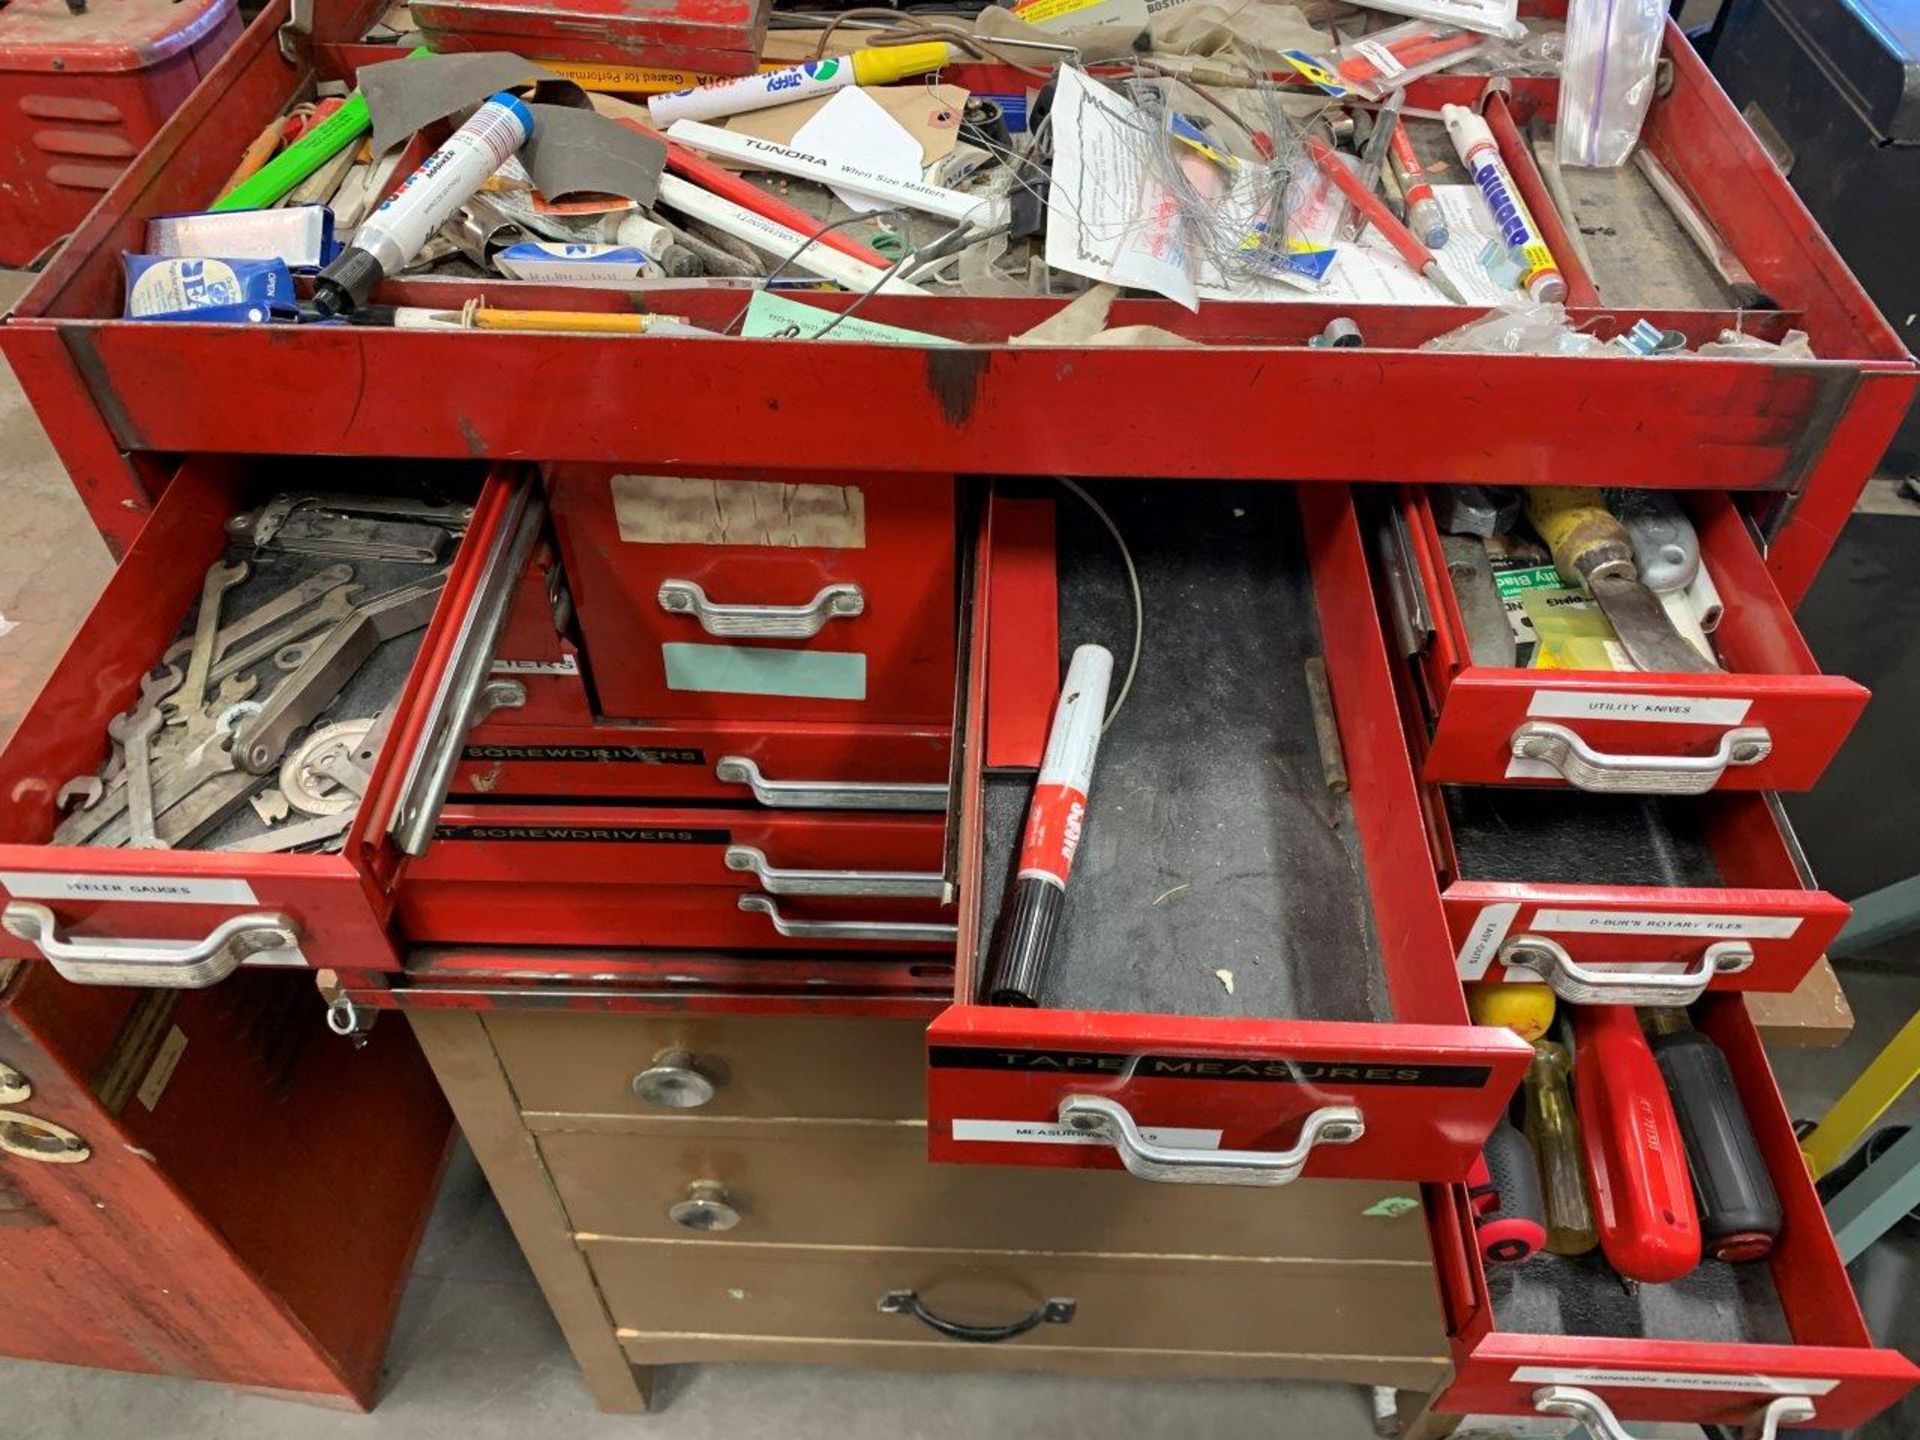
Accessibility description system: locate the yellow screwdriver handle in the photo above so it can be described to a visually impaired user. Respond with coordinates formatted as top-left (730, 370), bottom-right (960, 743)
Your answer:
top-left (1525, 487), bottom-right (1632, 585)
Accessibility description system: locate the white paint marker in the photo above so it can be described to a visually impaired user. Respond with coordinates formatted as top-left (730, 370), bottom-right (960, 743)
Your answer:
top-left (654, 174), bottom-right (926, 295)
top-left (666, 119), bottom-right (1008, 229)
top-left (648, 43), bottom-right (951, 126)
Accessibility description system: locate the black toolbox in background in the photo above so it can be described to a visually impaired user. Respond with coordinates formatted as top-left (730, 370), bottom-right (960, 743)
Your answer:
top-left (1710, 0), bottom-right (1920, 474)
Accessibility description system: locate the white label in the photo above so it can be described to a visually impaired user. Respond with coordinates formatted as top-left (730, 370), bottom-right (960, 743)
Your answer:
top-left (1456, 902), bottom-right (1521, 979)
top-left (1352, 38), bottom-right (1406, 78)
top-left (0, 872), bottom-right (258, 906)
top-left (1527, 690), bottom-right (1753, 726)
top-left (1530, 909), bottom-right (1803, 940)
top-left (953, 1119), bottom-right (1223, 1149)
top-left (491, 655), bottom-right (579, 677)
top-left (1511, 1366), bottom-right (1839, 1396)
top-left (136, 1026), bottom-right (188, 1111)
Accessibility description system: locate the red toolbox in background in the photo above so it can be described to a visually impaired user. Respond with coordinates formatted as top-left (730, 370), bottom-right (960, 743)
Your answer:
top-left (410, 0), bottom-right (771, 74)
top-left (0, 0), bottom-right (241, 266)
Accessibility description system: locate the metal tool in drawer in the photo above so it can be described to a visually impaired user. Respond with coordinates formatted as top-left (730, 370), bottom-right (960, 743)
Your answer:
top-left (43, 495), bottom-right (471, 857)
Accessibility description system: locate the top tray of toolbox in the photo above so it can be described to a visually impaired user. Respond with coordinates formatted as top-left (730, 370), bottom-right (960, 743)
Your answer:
top-left (5, 0), bottom-right (1912, 502)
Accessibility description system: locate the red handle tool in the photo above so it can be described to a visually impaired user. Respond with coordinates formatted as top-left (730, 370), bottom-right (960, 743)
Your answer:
top-left (1573, 1006), bottom-right (1702, 1284)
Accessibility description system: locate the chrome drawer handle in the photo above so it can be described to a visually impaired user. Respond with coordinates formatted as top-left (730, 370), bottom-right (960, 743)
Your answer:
top-left (1534, 1387), bottom-right (1814, 1440)
top-left (1, 901), bottom-right (301, 989)
top-left (0, 1111), bottom-right (90, 1164)
top-left (737, 894), bottom-right (957, 944)
top-left (0, 1063), bottom-right (28, 1106)
top-left (1499, 934), bottom-right (1753, 1005)
top-left (658, 580), bottom-right (863, 638)
top-left (668, 1180), bottom-right (741, 1233)
top-left (632, 1048), bottom-right (718, 1109)
top-left (878, 1290), bottom-right (1075, 1343)
top-left (1510, 721), bottom-right (1772, 795)
top-left (725, 845), bottom-right (945, 899)
top-left (1056, 1095), bottom-right (1364, 1187)
top-left (715, 756), bottom-right (947, 812)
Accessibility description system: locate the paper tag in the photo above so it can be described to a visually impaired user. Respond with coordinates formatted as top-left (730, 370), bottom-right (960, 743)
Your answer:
top-left (0, 873), bottom-right (259, 906)
top-left (136, 1026), bottom-right (188, 1111)
top-left (1529, 909), bottom-right (1803, 940)
top-left (1527, 690), bottom-right (1753, 726)
top-left (1456, 902), bottom-right (1521, 979)
top-left (953, 1119), bottom-right (1223, 1148)
top-left (1352, 38), bottom-right (1406, 79)
top-left (1511, 1366), bottom-right (1839, 1396)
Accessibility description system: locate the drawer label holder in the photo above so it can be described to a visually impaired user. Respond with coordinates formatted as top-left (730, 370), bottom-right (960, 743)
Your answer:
top-left (953, 1119), bottom-right (1223, 1148)
top-left (462, 744), bottom-right (704, 765)
top-left (0, 872), bottom-right (259, 906)
top-left (1526, 691), bottom-right (1754, 726)
top-left (930, 1047), bottom-right (1493, 1087)
top-left (1510, 1366), bottom-right (1839, 1396)
top-left (432, 825), bottom-right (731, 844)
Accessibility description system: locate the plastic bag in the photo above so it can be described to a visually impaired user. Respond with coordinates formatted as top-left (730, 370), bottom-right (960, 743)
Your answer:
top-left (1420, 301), bottom-right (1607, 356)
top-left (1327, 19), bottom-right (1492, 100)
top-left (1344, 0), bottom-right (1524, 41)
top-left (1558, 0), bottom-right (1666, 167)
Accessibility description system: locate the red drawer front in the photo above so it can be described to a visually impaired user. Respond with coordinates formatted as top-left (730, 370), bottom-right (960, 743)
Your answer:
top-left (545, 465), bottom-right (957, 729)
top-left (1426, 996), bottom-right (1920, 1432)
top-left (1436, 783), bottom-right (1849, 996)
top-left (926, 483), bottom-right (1532, 1185)
top-left (0, 458), bottom-right (522, 974)
top-left (1406, 490), bottom-right (1869, 794)
top-left (397, 803), bottom-right (952, 949)
top-left (409, 0), bottom-right (768, 73)
top-left (10, 5), bottom-right (1914, 611)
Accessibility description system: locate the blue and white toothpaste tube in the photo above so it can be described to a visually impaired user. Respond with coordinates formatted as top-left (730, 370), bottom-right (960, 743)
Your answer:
top-left (311, 91), bottom-right (535, 317)
top-left (123, 254), bottom-right (293, 322)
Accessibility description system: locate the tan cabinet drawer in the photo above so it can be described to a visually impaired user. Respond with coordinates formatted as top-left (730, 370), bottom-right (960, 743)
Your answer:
top-left (585, 1240), bottom-right (1445, 1361)
top-left (541, 1122), bottom-right (1428, 1262)
top-left (487, 1013), bottom-right (925, 1120)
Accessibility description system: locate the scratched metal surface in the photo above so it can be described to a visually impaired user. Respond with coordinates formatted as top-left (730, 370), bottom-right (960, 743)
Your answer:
top-left (972, 480), bottom-right (1388, 1023)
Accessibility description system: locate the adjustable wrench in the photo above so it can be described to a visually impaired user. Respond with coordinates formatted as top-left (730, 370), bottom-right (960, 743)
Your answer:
top-left (162, 560), bottom-right (250, 725)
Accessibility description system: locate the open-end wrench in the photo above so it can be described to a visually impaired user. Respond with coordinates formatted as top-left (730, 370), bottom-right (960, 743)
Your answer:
top-left (208, 583), bottom-right (363, 687)
top-left (221, 809), bottom-right (354, 853)
top-left (163, 563), bottom-right (353, 670)
top-left (162, 560), bottom-right (250, 725)
top-left (106, 707), bottom-right (167, 850)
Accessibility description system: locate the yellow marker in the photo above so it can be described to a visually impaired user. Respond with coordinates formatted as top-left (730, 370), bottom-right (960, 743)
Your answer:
top-left (538, 60), bottom-right (780, 94)
top-left (647, 43), bottom-right (953, 125)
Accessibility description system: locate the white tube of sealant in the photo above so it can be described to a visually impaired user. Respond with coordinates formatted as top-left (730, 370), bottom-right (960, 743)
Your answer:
top-left (312, 92), bottom-right (535, 317)
top-left (654, 174), bottom-right (926, 295)
top-left (666, 119), bottom-right (1008, 230)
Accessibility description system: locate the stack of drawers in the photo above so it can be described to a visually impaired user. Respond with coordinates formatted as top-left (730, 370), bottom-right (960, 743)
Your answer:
top-left (411, 1009), bottom-right (1451, 1412)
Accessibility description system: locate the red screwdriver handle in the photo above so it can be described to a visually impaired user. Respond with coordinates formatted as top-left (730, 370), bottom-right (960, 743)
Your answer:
top-left (1573, 1006), bottom-right (1702, 1284)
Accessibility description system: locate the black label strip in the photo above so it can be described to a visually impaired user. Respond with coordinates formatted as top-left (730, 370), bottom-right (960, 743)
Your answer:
top-left (463, 744), bottom-right (704, 765)
top-left (929, 1046), bottom-right (1490, 1088)
top-left (434, 825), bottom-right (731, 845)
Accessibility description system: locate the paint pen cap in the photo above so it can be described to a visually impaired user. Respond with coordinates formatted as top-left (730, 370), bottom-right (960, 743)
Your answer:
top-left (1441, 102), bottom-right (1494, 153)
top-left (849, 42), bottom-right (952, 86)
top-left (1524, 269), bottom-right (1569, 304)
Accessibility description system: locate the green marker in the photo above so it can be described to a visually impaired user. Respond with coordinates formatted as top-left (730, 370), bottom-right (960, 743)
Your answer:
top-left (211, 46), bottom-right (430, 213)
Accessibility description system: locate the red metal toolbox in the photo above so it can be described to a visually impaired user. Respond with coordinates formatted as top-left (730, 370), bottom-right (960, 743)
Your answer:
top-left (397, 804), bottom-right (954, 949)
top-left (544, 466), bottom-right (957, 728)
top-left (1423, 993), bottom-right (1920, 1433)
top-left (1393, 487), bottom-right (1869, 795)
top-left (1, 0), bottom-right (1910, 613)
top-left (409, 0), bottom-right (771, 74)
top-left (0, 0), bottom-right (240, 267)
top-left (0, 457), bottom-right (537, 979)
top-left (458, 539), bottom-right (954, 802)
top-left (0, 959), bottom-right (450, 1404)
top-left (925, 481), bottom-right (1534, 1186)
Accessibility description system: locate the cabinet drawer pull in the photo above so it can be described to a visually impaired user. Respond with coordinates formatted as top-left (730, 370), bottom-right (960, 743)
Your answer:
top-left (0, 1111), bottom-right (90, 1164)
top-left (1499, 935), bottom-right (1753, 1006)
top-left (1, 902), bottom-right (301, 989)
top-left (877, 1289), bottom-right (1075, 1343)
top-left (632, 1048), bottom-right (717, 1109)
top-left (658, 580), bottom-right (863, 638)
top-left (725, 845), bottom-right (945, 899)
top-left (1510, 721), bottom-right (1772, 794)
top-left (736, 894), bottom-right (957, 944)
top-left (0, 1064), bottom-right (28, 1106)
top-left (715, 756), bottom-right (947, 812)
top-left (392, 480), bottom-right (545, 857)
top-left (668, 1180), bottom-right (741, 1233)
top-left (1056, 1094), bottom-right (1364, 1187)
top-left (1533, 1386), bottom-right (1814, 1440)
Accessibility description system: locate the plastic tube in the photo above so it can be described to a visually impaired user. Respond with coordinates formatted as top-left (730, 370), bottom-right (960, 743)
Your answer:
top-left (654, 174), bottom-right (927, 294)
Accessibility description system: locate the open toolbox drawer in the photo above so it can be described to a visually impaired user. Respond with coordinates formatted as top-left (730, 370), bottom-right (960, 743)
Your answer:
top-left (1393, 487), bottom-right (1868, 794)
top-left (4, 0), bottom-right (1912, 608)
top-left (1424, 994), bottom-right (1920, 1432)
top-left (925, 480), bottom-right (1534, 1184)
top-left (0, 456), bottom-right (538, 984)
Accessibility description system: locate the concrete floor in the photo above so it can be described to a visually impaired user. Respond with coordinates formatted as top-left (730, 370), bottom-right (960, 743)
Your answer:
top-left (0, 280), bottom-right (1915, 1436)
